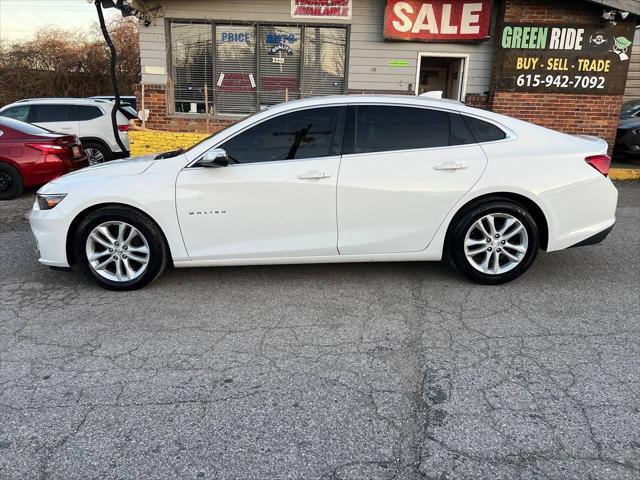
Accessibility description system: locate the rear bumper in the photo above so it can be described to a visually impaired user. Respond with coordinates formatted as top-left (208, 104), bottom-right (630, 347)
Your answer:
top-left (568, 223), bottom-right (614, 248)
top-left (543, 178), bottom-right (618, 252)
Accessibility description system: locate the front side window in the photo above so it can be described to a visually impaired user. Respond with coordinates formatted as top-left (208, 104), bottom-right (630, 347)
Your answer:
top-left (28, 105), bottom-right (71, 123)
top-left (352, 106), bottom-right (452, 154)
top-left (221, 106), bottom-right (344, 163)
top-left (1, 105), bottom-right (30, 122)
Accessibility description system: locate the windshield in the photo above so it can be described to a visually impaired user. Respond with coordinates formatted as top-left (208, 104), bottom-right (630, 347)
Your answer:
top-left (182, 110), bottom-right (264, 155)
top-left (620, 100), bottom-right (640, 119)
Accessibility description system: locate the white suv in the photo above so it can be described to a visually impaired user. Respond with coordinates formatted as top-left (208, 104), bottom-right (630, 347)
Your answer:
top-left (0, 98), bottom-right (130, 164)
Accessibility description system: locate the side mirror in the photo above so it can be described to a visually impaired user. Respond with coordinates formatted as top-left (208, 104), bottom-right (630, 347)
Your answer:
top-left (198, 148), bottom-right (229, 168)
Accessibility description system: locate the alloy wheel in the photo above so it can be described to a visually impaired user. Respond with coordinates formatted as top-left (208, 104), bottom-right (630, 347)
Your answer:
top-left (85, 221), bottom-right (150, 282)
top-left (0, 172), bottom-right (12, 193)
top-left (86, 148), bottom-right (105, 165)
top-left (463, 213), bottom-right (529, 275)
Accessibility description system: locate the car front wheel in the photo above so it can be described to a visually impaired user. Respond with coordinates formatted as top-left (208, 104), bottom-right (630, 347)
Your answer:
top-left (448, 200), bottom-right (539, 285)
top-left (73, 206), bottom-right (168, 290)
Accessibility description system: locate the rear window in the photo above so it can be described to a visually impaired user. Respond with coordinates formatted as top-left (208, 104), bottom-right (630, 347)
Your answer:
top-left (1, 105), bottom-right (30, 122)
top-left (28, 104), bottom-right (72, 123)
top-left (0, 117), bottom-right (54, 135)
top-left (75, 105), bottom-right (103, 121)
top-left (462, 116), bottom-right (507, 143)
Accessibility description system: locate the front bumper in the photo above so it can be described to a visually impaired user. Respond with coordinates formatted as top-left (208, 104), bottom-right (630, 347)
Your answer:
top-left (29, 204), bottom-right (71, 268)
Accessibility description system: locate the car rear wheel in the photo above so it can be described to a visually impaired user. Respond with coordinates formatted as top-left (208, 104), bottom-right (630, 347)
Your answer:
top-left (448, 200), bottom-right (539, 285)
top-left (0, 163), bottom-right (23, 200)
top-left (73, 206), bottom-right (168, 290)
top-left (83, 142), bottom-right (111, 166)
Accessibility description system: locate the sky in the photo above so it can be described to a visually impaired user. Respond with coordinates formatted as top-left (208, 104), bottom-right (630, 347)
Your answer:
top-left (0, 0), bottom-right (118, 42)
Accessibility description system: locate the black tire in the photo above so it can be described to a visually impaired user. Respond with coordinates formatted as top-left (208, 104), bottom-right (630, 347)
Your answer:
top-left (447, 200), bottom-right (539, 285)
top-left (73, 206), bottom-right (168, 291)
top-left (83, 141), bottom-right (111, 165)
top-left (0, 163), bottom-right (23, 200)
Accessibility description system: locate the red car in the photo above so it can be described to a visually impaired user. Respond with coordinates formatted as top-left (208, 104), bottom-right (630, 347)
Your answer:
top-left (0, 117), bottom-right (89, 200)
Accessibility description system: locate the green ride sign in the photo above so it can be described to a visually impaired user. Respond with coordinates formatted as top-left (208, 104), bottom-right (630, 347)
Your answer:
top-left (495, 21), bottom-right (635, 95)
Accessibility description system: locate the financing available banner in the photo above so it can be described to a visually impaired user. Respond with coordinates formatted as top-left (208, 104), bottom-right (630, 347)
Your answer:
top-left (291, 0), bottom-right (352, 19)
top-left (495, 21), bottom-right (636, 95)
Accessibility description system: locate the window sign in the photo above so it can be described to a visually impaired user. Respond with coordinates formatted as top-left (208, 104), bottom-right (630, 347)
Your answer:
top-left (495, 21), bottom-right (636, 95)
top-left (220, 31), bottom-right (252, 44)
top-left (291, 0), bottom-right (351, 20)
top-left (260, 26), bottom-right (302, 107)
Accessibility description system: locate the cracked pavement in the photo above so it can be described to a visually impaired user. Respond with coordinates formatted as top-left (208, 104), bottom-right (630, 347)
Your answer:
top-left (0, 183), bottom-right (638, 480)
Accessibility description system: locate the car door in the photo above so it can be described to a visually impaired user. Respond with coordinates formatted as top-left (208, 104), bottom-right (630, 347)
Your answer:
top-left (337, 104), bottom-right (488, 255)
top-left (27, 104), bottom-right (79, 136)
top-left (176, 105), bottom-right (345, 260)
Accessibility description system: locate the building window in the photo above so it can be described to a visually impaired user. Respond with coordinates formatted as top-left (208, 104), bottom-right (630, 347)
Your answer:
top-left (216, 25), bottom-right (257, 114)
top-left (170, 23), bottom-right (214, 114)
top-left (169, 21), bottom-right (348, 116)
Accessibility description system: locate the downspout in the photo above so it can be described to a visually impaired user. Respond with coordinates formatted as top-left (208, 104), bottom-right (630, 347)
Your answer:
top-left (95, 0), bottom-right (128, 154)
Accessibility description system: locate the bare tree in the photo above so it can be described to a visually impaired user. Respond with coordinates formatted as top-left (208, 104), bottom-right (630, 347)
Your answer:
top-left (0, 17), bottom-right (140, 107)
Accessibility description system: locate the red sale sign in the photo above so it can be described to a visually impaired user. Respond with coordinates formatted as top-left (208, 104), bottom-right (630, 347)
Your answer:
top-left (384, 0), bottom-right (492, 42)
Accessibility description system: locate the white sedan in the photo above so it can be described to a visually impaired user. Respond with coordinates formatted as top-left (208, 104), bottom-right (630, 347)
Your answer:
top-left (30, 95), bottom-right (617, 290)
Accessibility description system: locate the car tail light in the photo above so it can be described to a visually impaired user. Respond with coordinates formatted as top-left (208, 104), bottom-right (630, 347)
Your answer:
top-left (117, 124), bottom-right (130, 132)
top-left (585, 155), bottom-right (611, 177)
top-left (26, 143), bottom-right (65, 155)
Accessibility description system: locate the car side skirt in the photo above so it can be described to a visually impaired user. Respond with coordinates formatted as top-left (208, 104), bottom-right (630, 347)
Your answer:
top-left (173, 251), bottom-right (443, 268)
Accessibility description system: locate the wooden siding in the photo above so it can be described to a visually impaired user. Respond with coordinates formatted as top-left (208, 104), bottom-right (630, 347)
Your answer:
top-left (138, 0), bottom-right (493, 94)
top-left (623, 27), bottom-right (640, 102)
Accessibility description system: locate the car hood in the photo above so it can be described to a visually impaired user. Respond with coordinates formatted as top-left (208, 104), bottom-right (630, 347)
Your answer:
top-left (47, 154), bottom-right (158, 185)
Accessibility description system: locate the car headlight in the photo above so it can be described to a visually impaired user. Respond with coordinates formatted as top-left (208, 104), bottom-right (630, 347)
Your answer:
top-left (37, 194), bottom-right (67, 210)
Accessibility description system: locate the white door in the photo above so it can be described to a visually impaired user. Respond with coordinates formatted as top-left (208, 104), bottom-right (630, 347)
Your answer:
top-left (29, 104), bottom-right (79, 136)
top-left (176, 106), bottom-right (345, 260)
top-left (337, 105), bottom-right (488, 255)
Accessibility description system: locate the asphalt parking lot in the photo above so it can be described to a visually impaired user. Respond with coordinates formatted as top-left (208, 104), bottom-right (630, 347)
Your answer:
top-left (1, 183), bottom-right (639, 480)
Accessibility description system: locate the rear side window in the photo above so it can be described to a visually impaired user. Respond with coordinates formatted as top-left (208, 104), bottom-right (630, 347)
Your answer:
top-left (1, 105), bottom-right (30, 122)
top-left (353, 106), bottom-right (451, 154)
top-left (463, 116), bottom-right (507, 143)
top-left (449, 113), bottom-right (476, 146)
top-left (74, 105), bottom-right (103, 121)
top-left (28, 104), bottom-right (72, 123)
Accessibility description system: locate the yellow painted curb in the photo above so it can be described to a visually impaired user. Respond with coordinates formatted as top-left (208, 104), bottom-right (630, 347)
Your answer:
top-left (609, 168), bottom-right (640, 181)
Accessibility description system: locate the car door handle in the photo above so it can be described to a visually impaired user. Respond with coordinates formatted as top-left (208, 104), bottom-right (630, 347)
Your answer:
top-left (434, 162), bottom-right (468, 171)
top-left (297, 170), bottom-right (330, 180)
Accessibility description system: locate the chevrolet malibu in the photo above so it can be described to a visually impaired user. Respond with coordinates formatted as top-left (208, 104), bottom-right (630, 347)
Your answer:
top-left (30, 95), bottom-right (617, 290)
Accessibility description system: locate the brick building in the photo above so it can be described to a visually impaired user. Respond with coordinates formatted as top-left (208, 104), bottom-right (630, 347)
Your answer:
top-left (129, 0), bottom-right (639, 152)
